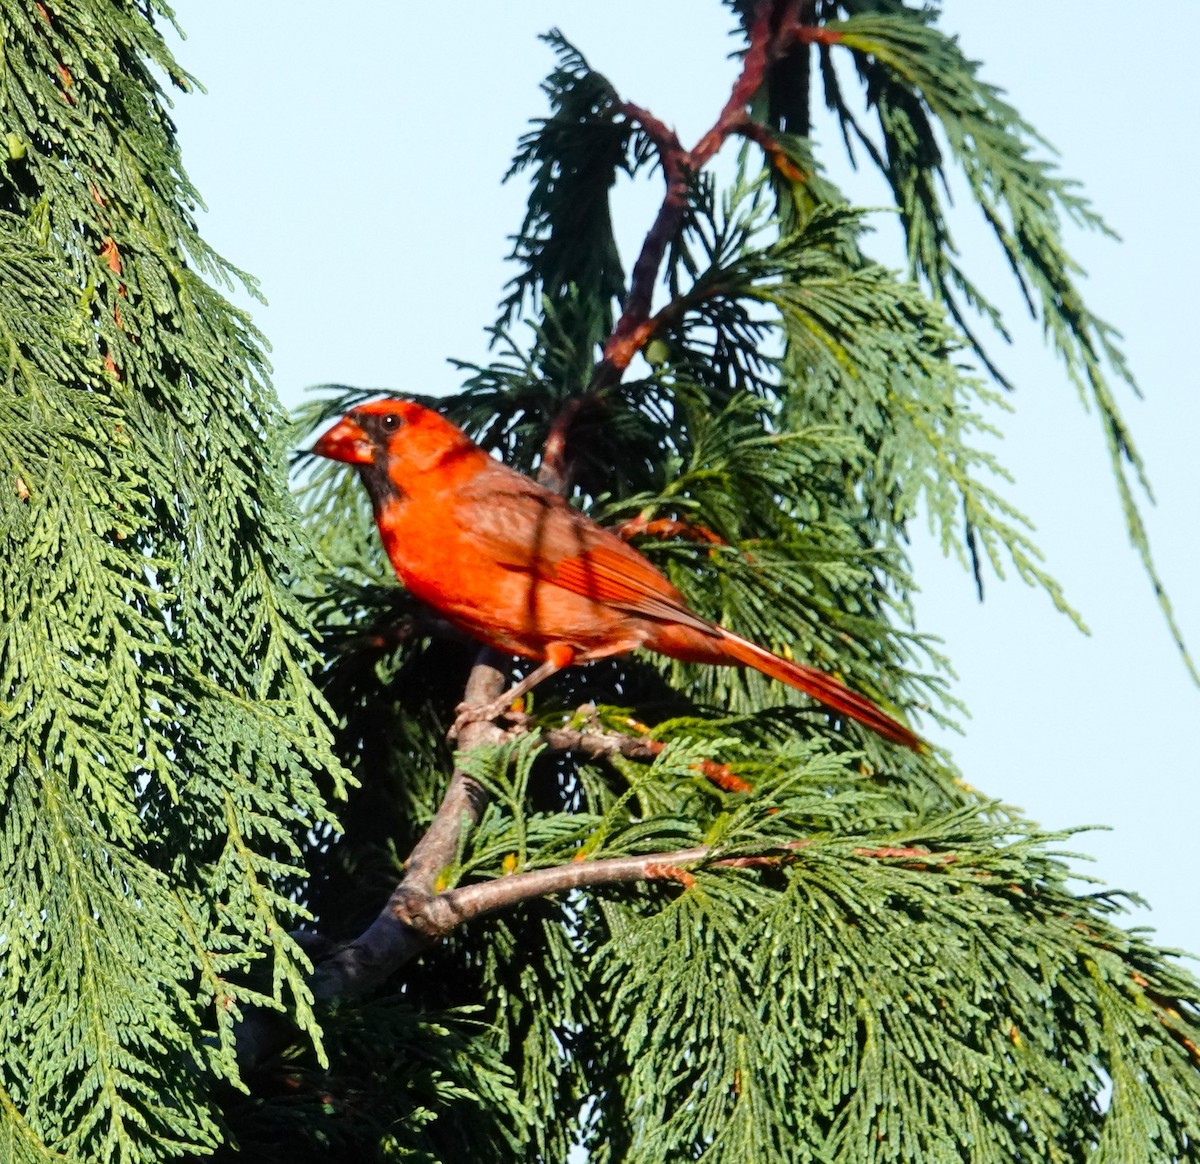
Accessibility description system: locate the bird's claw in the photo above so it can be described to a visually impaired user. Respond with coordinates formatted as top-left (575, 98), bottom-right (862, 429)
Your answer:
top-left (448, 697), bottom-right (520, 741)
top-left (447, 703), bottom-right (485, 740)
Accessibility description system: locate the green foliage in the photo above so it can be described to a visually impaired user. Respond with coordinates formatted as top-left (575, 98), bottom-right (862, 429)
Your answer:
top-left (598, 817), bottom-right (1200, 1162)
top-left (4, 3), bottom-right (1198, 1163)
top-left (810, 0), bottom-right (1192, 672)
top-left (283, 6), bottom-right (1200, 1162)
top-left (0, 3), bottom-right (342, 1160)
top-left (211, 1001), bottom-right (526, 1164)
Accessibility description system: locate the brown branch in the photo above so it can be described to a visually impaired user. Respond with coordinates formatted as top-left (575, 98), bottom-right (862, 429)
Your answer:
top-left (403, 655), bottom-right (510, 888)
top-left (538, 1), bottom-right (787, 477)
top-left (621, 101), bottom-right (684, 161)
top-left (316, 836), bottom-right (959, 961)
top-left (391, 843), bottom-right (793, 936)
top-left (536, 396), bottom-right (590, 492)
top-left (238, 700), bottom-right (769, 1064)
top-left (390, 835), bottom-right (959, 938)
top-left (236, 842), bottom-right (714, 1069)
top-left (733, 120), bottom-right (808, 183)
top-left (597, 5), bottom-right (774, 384)
top-left (236, 650), bottom-right (510, 1069)
top-left (608, 105), bottom-right (691, 336)
top-left (398, 848), bottom-right (710, 934)
top-left (789, 23), bottom-right (843, 49)
top-left (689, 2), bottom-right (773, 170)
top-left (504, 711), bottom-right (753, 794)
top-left (588, 190), bottom-right (686, 392)
top-left (514, 719), bottom-right (663, 764)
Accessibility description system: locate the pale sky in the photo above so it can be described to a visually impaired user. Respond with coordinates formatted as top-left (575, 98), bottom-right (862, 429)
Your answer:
top-left (163, 3), bottom-right (1199, 957)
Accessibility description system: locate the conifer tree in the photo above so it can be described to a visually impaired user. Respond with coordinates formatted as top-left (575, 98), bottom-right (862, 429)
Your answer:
top-left (0, 3), bottom-right (341, 1161)
top-left (3, 3), bottom-right (1198, 1164)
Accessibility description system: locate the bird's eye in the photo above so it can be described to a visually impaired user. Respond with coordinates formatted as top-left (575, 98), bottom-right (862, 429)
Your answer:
top-left (380, 413), bottom-right (402, 432)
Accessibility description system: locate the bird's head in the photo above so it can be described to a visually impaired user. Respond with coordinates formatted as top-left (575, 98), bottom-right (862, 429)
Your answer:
top-left (311, 398), bottom-right (425, 465)
top-left (312, 398), bottom-right (484, 486)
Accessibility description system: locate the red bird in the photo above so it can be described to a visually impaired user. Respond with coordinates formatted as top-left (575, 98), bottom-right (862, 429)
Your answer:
top-left (313, 399), bottom-right (921, 750)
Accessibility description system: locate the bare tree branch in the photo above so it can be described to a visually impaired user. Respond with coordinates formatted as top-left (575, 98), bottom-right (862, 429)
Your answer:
top-left (404, 654), bottom-right (509, 888)
top-left (315, 651), bottom-right (510, 983)
top-left (389, 836), bottom-right (958, 939)
top-left (396, 847), bottom-right (722, 935)
top-left (237, 650), bottom-right (510, 1069)
top-left (538, 0), bottom-right (787, 476)
top-left (502, 712), bottom-right (662, 763)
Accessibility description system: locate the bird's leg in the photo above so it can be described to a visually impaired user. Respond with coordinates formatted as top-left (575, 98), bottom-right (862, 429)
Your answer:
top-left (448, 644), bottom-right (575, 740)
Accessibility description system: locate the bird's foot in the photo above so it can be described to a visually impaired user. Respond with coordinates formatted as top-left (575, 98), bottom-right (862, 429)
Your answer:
top-left (448, 696), bottom-right (524, 741)
top-left (448, 657), bottom-right (564, 741)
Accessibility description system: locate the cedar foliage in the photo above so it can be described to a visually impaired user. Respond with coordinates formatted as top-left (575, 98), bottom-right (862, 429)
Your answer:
top-left (0, 3), bottom-right (342, 1161)
top-left (2, 3), bottom-right (1198, 1164)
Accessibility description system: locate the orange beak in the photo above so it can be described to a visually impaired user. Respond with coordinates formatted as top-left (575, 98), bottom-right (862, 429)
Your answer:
top-left (312, 415), bottom-right (373, 465)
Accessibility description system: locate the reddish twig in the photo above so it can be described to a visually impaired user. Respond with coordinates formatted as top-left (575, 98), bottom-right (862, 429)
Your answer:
top-left (790, 24), bottom-right (843, 49)
top-left (594, 4), bottom-right (775, 388)
top-left (851, 844), bottom-right (957, 868)
top-left (852, 844), bottom-right (954, 863)
top-left (734, 120), bottom-right (808, 183)
top-left (505, 711), bottom-right (753, 795)
top-left (688, 2), bottom-right (773, 170)
top-left (536, 396), bottom-right (589, 491)
top-left (644, 863), bottom-right (697, 889)
top-left (694, 758), bottom-right (753, 794)
top-left (615, 514), bottom-right (728, 546)
top-left (539, 1), bottom-right (789, 472)
top-left (620, 101), bottom-right (684, 164)
top-left (604, 103), bottom-right (691, 357)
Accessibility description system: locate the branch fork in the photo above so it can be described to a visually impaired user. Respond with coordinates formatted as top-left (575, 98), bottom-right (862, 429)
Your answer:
top-left (551, 0), bottom-right (822, 449)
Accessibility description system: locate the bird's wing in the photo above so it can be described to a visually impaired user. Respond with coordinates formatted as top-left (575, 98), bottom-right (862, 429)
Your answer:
top-left (455, 471), bottom-right (715, 635)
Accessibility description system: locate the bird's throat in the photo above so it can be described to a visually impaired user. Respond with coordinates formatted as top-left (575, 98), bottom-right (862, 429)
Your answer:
top-left (357, 455), bottom-right (405, 508)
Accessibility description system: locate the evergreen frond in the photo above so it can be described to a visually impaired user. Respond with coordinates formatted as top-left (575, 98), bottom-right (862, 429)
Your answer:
top-left (498, 30), bottom-right (637, 367)
top-left (819, 2), bottom-right (1192, 672)
top-left (1, 5), bottom-right (341, 1159)
top-left (8, 4), bottom-right (1193, 1160)
top-left (599, 814), bottom-right (1200, 1162)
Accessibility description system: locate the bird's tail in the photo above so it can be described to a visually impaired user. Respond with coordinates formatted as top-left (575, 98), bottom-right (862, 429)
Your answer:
top-left (715, 628), bottom-right (924, 751)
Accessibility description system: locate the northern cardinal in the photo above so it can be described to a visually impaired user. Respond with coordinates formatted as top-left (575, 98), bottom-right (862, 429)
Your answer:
top-left (313, 399), bottom-right (921, 749)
